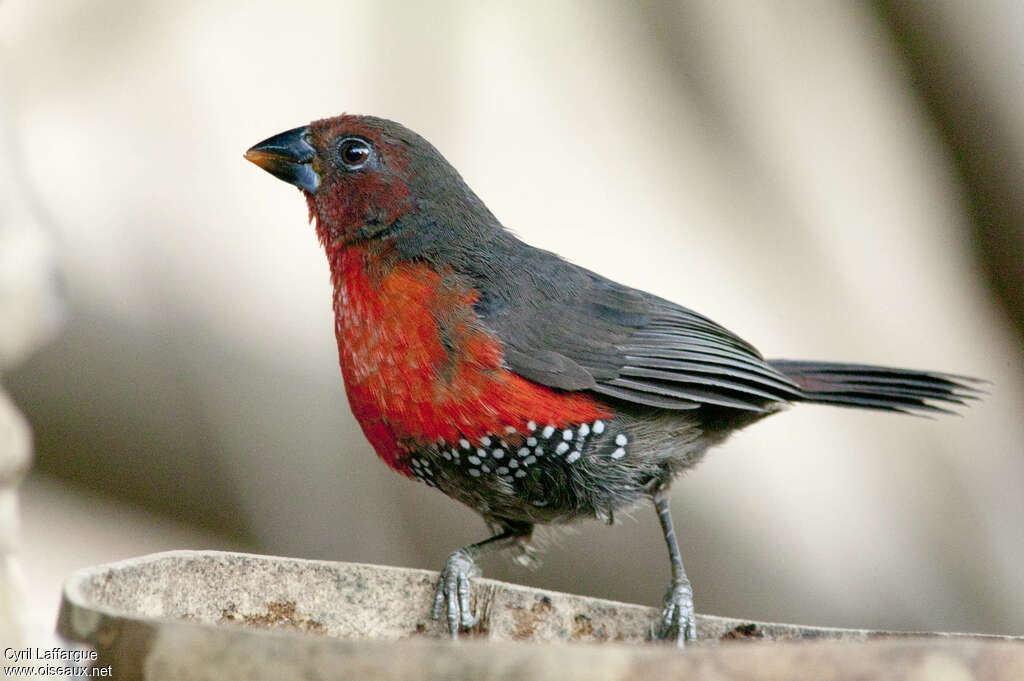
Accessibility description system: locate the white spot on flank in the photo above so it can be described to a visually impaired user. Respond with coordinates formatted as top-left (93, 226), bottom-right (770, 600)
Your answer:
top-left (459, 439), bottom-right (471, 449)
top-left (527, 421), bottom-right (537, 432)
top-left (593, 420), bottom-right (605, 435)
top-left (468, 469), bottom-right (481, 477)
top-left (615, 434), bottom-right (628, 446)
top-left (533, 447), bottom-right (544, 456)
top-left (492, 449), bottom-right (504, 459)
top-left (611, 447), bottom-right (626, 459)
top-left (468, 456), bottom-right (481, 465)
top-left (480, 436), bottom-right (492, 446)
top-left (480, 465), bottom-right (491, 473)
top-left (566, 451), bottom-right (581, 464)
top-left (526, 437), bottom-right (538, 447)
top-left (562, 429), bottom-right (573, 441)
top-left (579, 423), bottom-right (590, 436)
top-left (517, 447), bottom-right (530, 457)
top-left (477, 448), bottom-right (487, 458)
top-left (515, 470), bottom-right (527, 478)
top-left (504, 425), bottom-right (517, 434)
top-left (542, 425), bottom-right (555, 438)
top-left (496, 467), bottom-right (509, 475)
top-left (442, 451), bottom-right (452, 460)
top-left (555, 442), bottom-right (570, 455)
top-left (524, 455), bottom-right (537, 465)
top-left (508, 459), bottom-right (519, 468)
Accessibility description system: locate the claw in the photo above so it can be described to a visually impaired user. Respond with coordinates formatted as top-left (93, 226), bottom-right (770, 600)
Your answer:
top-left (432, 549), bottom-right (481, 638)
top-left (655, 580), bottom-right (696, 647)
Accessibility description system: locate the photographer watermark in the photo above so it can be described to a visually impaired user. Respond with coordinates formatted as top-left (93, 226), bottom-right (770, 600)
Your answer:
top-left (3, 646), bottom-right (112, 677)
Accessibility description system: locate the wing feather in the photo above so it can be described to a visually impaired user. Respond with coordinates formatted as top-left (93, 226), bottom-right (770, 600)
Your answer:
top-left (470, 238), bottom-right (798, 411)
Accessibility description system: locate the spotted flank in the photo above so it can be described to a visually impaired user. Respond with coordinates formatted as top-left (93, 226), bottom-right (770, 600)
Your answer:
top-left (405, 419), bottom-right (631, 491)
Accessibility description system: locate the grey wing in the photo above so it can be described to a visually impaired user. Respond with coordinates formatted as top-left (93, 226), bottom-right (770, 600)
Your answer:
top-left (473, 248), bottom-right (804, 412)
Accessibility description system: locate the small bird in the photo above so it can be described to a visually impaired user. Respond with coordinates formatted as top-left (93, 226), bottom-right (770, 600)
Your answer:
top-left (245, 115), bottom-right (980, 646)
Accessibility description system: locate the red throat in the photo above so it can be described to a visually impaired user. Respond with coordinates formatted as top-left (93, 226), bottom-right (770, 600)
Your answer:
top-left (321, 239), bottom-right (610, 475)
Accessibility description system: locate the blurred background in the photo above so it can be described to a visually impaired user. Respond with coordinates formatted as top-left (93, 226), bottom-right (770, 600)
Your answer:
top-left (1, 0), bottom-right (1022, 638)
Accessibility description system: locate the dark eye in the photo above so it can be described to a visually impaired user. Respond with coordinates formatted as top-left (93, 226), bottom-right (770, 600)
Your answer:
top-left (339, 138), bottom-right (371, 169)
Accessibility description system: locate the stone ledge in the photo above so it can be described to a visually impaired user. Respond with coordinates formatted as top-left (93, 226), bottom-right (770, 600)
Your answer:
top-left (58, 550), bottom-right (1023, 681)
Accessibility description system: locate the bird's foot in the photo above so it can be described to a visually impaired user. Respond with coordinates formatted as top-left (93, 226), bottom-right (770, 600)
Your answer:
top-left (654, 579), bottom-right (696, 647)
top-left (431, 549), bottom-right (481, 638)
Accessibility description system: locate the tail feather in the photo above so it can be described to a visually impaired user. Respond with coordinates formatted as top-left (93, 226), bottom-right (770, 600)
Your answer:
top-left (768, 360), bottom-right (985, 416)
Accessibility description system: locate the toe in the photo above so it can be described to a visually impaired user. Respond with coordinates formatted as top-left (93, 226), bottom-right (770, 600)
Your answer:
top-left (433, 550), bottom-right (480, 639)
top-left (458, 573), bottom-right (478, 628)
top-left (655, 581), bottom-right (697, 647)
top-left (431, 581), bottom-right (446, 620)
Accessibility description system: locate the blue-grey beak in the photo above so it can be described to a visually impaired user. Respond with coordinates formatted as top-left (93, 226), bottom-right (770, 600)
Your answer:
top-left (245, 125), bottom-right (320, 192)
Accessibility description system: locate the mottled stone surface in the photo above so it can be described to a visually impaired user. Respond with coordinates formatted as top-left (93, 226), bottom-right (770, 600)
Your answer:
top-left (58, 551), bottom-right (1023, 680)
top-left (140, 635), bottom-right (1024, 681)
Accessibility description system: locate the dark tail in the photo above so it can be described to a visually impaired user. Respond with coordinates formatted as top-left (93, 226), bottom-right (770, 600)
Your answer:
top-left (768, 360), bottom-right (985, 415)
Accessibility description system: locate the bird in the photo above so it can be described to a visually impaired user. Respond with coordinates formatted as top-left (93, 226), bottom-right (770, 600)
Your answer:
top-left (244, 114), bottom-right (981, 646)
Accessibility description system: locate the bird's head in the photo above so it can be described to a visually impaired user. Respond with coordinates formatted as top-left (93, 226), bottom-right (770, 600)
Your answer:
top-left (245, 115), bottom-right (501, 255)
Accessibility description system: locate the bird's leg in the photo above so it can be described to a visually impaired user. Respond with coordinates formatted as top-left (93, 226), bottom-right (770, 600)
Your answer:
top-left (432, 521), bottom-right (533, 639)
top-left (653, 492), bottom-right (697, 646)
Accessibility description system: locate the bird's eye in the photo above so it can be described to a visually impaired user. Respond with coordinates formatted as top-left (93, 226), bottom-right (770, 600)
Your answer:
top-left (339, 138), bottom-right (371, 169)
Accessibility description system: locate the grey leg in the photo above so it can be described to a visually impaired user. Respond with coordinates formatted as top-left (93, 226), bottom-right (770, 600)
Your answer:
top-left (432, 521), bottom-right (533, 639)
top-left (653, 493), bottom-right (697, 646)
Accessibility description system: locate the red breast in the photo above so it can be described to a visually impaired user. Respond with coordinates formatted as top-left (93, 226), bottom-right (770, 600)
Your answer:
top-left (324, 241), bottom-right (610, 474)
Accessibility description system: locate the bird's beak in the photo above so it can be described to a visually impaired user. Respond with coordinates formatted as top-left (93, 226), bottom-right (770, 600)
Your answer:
top-left (244, 125), bottom-right (321, 193)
